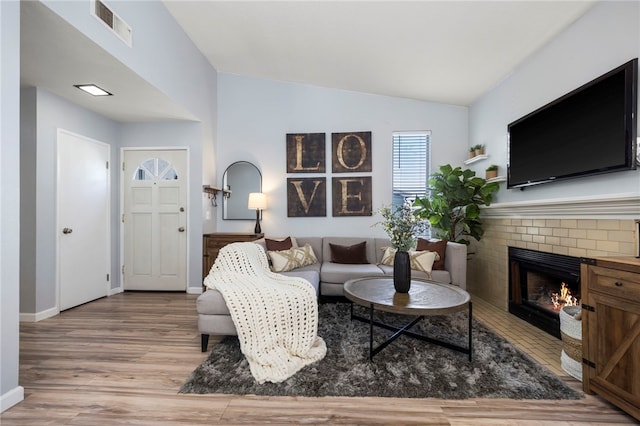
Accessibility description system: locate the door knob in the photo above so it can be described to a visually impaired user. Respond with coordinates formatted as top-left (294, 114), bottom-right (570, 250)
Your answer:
top-left (62, 228), bottom-right (73, 234)
top-left (178, 227), bottom-right (185, 232)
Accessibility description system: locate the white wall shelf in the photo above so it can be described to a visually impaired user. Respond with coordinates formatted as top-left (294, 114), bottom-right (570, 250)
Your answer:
top-left (486, 176), bottom-right (506, 183)
top-left (464, 154), bottom-right (488, 165)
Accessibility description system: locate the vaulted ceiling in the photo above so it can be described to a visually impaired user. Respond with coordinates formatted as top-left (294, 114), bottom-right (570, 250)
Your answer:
top-left (20, 1), bottom-right (596, 123)
top-left (164, 1), bottom-right (596, 105)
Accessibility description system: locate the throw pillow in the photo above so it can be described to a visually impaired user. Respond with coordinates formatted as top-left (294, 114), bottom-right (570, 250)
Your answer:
top-left (409, 250), bottom-right (437, 276)
top-left (379, 247), bottom-right (439, 277)
top-left (329, 241), bottom-right (368, 264)
top-left (265, 236), bottom-right (295, 251)
top-left (380, 246), bottom-right (396, 266)
top-left (416, 239), bottom-right (447, 270)
top-left (268, 244), bottom-right (318, 273)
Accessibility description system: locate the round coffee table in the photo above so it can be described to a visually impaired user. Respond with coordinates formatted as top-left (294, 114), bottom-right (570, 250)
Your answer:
top-left (343, 276), bottom-right (472, 360)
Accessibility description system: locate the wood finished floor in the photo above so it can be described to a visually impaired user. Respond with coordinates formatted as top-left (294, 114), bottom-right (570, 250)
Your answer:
top-left (1, 292), bottom-right (637, 425)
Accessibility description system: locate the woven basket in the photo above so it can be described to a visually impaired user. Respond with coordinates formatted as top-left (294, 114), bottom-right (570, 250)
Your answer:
top-left (560, 306), bottom-right (582, 381)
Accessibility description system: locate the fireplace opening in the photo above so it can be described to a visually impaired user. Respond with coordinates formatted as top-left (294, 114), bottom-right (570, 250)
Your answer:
top-left (508, 247), bottom-right (581, 338)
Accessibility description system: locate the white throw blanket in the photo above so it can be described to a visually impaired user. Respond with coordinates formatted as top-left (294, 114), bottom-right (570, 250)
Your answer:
top-left (204, 242), bottom-right (326, 383)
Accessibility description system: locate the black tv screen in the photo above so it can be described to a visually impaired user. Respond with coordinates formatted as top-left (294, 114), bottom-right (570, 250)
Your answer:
top-left (507, 58), bottom-right (637, 189)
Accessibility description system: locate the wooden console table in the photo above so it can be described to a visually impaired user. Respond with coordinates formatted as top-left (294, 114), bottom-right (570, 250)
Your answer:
top-left (581, 256), bottom-right (640, 421)
top-left (202, 232), bottom-right (263, 281)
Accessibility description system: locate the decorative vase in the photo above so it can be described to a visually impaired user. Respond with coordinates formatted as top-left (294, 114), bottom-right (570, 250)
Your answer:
top-left (393, 250), bottom-right (411, 293)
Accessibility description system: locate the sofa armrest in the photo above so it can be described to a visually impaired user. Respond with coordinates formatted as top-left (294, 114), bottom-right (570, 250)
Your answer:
top-left (444, 242), bottom-right (467, 289)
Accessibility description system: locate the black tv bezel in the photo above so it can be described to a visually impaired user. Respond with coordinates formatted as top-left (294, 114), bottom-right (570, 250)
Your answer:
top-left (507, 58), bottom-right (638, 189)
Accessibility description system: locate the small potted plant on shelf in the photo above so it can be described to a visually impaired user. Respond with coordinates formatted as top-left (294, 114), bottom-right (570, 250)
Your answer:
top-left (486, 164), bottom-right (498, 179)
top-left (468, 146), bottom-right (476, 159)
top-left (474, 144), bottom-right (484, 156)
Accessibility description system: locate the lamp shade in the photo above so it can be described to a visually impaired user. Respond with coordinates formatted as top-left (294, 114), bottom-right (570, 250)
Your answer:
top-left (247, 192), bottom-right (267, 210)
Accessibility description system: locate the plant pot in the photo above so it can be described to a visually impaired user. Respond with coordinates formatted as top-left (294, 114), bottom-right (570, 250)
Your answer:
top-left (475, 148), bottom-right (484, 156)
top-left (393, 251), bottom-right (411, 293)
top-left (486, 170), bottom-right (498, 179)
top-left (468, 151), bottom-right (475, 159)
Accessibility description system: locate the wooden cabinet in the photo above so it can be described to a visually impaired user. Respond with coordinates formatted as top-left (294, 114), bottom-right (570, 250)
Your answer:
top-left (202, 232), bottom-right (263, 281)
top-left (581, 257), bottom-right (640, 421)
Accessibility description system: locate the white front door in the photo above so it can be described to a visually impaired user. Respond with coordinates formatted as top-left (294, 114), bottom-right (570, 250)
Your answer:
top-left (57, 129), bottom-right (110, 311)
top-left (122, 149), bottom-right (187, 291)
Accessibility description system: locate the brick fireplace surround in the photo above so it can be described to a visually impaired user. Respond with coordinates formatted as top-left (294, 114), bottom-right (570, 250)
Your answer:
top-left (467, 195), bottom-right (639, 310)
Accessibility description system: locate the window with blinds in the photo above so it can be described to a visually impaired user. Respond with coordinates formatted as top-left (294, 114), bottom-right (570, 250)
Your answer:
top-left (392, 132), bottom-right (431, 210)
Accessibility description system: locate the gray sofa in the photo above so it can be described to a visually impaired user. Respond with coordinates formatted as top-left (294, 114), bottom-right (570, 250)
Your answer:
top-left (197, 236), bottom-right (467, 351)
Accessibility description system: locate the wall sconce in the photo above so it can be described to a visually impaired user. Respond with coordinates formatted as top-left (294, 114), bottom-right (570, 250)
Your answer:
top-left (247, 192), bottom-right (267, 234)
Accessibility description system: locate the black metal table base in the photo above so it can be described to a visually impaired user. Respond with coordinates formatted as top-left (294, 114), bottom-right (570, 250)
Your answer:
top-left (349, 302), bottom-right (473, 361)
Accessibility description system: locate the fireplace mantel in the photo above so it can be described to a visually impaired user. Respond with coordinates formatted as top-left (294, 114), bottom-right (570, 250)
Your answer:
top-left (481, 193), bottom-right (640, 219)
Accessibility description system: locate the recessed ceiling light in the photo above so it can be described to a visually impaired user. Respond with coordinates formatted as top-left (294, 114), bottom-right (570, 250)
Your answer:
top-left (74, 84), bottom-right (112, 96)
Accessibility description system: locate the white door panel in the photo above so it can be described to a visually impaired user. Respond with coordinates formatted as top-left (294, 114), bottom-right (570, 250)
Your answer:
top-left (123, 149), bottom-right (187, 291)
top-left (57, 130), bottom-right (110, 311)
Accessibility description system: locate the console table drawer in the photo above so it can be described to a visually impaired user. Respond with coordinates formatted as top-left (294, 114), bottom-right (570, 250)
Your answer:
top-left (588, 265), bottom-right (640, 299)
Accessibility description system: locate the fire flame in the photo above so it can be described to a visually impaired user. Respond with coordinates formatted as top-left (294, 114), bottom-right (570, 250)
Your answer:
top-left (551, 282), bottom-right (580, 309)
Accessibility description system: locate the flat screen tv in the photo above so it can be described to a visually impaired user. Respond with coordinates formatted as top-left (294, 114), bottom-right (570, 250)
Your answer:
top-left (507, 58), bottom-right (638, 189)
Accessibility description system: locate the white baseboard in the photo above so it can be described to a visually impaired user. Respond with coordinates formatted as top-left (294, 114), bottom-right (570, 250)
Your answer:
top-left (1, 386), bottom-right (24, 413)
top-left (187, 286), bottom-right (203, 295)
top-left (109, 286), bottom-right (123, 296)
top-left (19, 306), bottom-right (59, 323)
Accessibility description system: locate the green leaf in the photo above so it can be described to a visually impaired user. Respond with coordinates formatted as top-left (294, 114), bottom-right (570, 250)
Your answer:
top-left (413, 163), bottom-right (500, 243)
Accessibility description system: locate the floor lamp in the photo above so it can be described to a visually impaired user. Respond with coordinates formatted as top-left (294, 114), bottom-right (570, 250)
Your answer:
top-left (248, 192), bottom-right (267, 234)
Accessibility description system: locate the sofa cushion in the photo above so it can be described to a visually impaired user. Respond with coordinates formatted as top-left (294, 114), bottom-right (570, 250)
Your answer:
top-left (295, 237), bottom-right (323, 263)
top-left (280, 269), bottom-right (320, 295)
top-left (198, 268), bottom-right (320, 317)
top-left (329, 241), bottom-right (368, 264)
top-left (416, 239), bottom-right (447, 270)
top-left (268, 243), bottom-right (319, 272)
top-left (321, 262), bottom-right (384, 284)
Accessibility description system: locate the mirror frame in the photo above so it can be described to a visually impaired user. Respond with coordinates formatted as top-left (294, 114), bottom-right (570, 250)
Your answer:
top-left (222, 161), bottom-right (262, 220)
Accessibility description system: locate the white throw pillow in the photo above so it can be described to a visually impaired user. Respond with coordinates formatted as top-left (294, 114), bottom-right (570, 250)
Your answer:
top-left (268, 243), bottom-right (318, 272)
top-left (379, 247), bottom-right (439, 277)
top-left (409, 250), bottom-right (438, 275)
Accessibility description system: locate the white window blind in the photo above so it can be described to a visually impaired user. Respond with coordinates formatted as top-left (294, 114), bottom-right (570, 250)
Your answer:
top-left (392, 132), bottom-right (431, 210)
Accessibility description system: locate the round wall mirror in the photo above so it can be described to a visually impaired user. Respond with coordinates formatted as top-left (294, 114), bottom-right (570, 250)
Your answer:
top-left (222, 161), bottom-right (262, 220)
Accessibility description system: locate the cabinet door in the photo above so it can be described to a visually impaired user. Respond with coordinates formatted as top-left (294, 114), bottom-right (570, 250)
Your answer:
top-left (585, 292), bottom-right (640, 419)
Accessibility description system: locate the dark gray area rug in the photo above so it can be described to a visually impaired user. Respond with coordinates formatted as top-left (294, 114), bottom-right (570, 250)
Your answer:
top-left (180, 302), bottom-right (583, 399)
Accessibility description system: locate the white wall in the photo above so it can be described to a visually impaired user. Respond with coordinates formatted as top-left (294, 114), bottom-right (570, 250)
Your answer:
top-left (19, 88), bottom-right (121, 316)
top-left (469, 1), bottom-right (640, 204)
top-left (1, 0), bottom-right (24, 413)
top-left (216, 74), bottom-right (468, 237)
top-left (39, 0), bottom-right (219, 265)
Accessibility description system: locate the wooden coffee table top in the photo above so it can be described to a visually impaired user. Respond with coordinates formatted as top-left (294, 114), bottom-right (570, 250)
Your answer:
top-left (343, 276), bottom-right (471, 316)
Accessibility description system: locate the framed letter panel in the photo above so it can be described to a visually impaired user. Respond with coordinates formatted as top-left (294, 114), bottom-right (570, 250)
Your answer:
top-left (286, 133), bottom-right (326, 173)
top-left (332, 176), bottom-right (372, 217)
top-left (331, 131), bottom-right (372, 173)
top-left (287, 177), bottom-right (326, 217)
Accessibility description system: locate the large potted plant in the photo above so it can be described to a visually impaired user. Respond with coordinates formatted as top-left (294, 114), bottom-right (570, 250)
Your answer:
top-left (413, 164), bottom-right (499, 245)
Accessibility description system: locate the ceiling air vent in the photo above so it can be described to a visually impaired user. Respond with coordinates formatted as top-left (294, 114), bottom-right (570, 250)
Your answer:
top-left (92, 0), bottom-right (132, 47)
